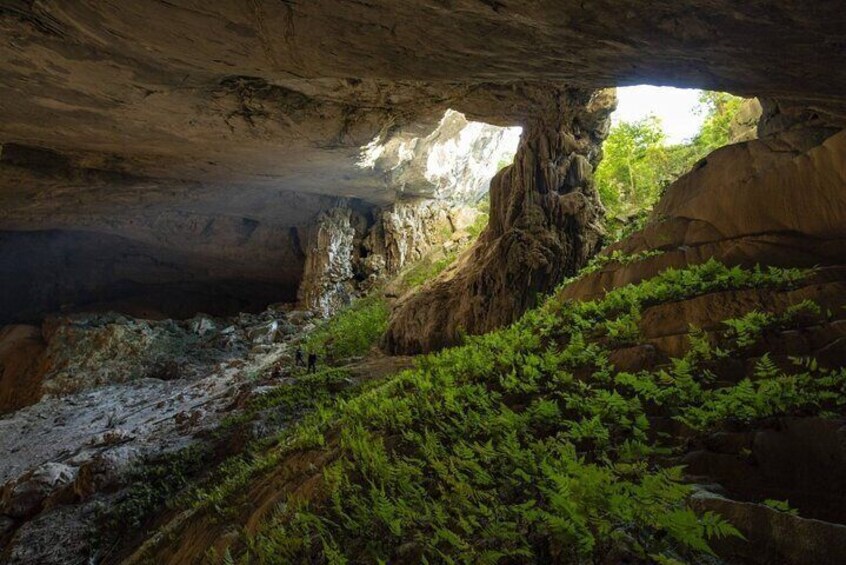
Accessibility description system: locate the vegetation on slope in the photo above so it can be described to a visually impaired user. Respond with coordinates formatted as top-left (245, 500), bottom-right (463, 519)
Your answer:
top-left (165, 260), bottom-right (845, 564)
top-left (595, 92), bottom-right (746, 241)
top-left (303, 295), bottom-right (391, 363)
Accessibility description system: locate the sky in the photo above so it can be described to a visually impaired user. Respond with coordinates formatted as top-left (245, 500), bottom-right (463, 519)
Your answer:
top-left (613, 86), bottom-right (705, 144)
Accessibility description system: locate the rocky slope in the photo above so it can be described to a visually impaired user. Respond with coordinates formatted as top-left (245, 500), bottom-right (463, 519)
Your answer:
top-left (0, 303), bottom-right (325, 563)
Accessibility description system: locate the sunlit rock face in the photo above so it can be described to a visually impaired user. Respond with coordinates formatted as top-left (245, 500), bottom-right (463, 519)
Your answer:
top-left (296, 198), bottom-right (479, 317)
top-left (359, 110), bottom-right (521, 202)
top-left (294, 111), bottom-right (521, 318)
top-left (0, 108), bottom-right (519, 323)
top-left (297, 206), bottom-right (363, 318)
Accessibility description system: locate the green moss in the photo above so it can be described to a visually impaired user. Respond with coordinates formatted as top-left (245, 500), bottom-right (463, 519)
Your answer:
top-left (579, 249), bottom-right (665, 276)
top-left (97, 443), bottom-right (213, 546)
top-left (466, 210), bottom-right (489, 240)
top-left (217, 367), bottom-right (355, 431)
top-left (400, 251), bottom-right (459, 289)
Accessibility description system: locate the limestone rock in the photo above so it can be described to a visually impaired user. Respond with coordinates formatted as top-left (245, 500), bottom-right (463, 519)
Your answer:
top-left (363, 110), bottom-right (521, 202)
top-left (728, 98), bottom-right (763, 143)
top-left (384, 88), bottom-right (616, 353)
top-left (372, 200), bottom-right (456, 275)
top-left (2, 2), bottom-right (845, 323)
top-left (560, 128), bottom-right (846, 303)
top-left (189, 317), bottom-right (217, 336)
top-left (297, 207), bottom-right (361, 317)
top-left (0, 463), bottom-right (77, 519)
top-left (690, 490), bottom-right (846, 564)
top-left (298, 198), bottom-right (478, 316)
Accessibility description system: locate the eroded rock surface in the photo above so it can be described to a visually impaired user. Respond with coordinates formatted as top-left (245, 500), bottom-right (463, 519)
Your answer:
top-left (561, 127), bottom-right (846, 303)
top-left (384, 88), bottom-right (615, 353)
top-left (297, 206), bottom-right (363, 317)
top-left (298, 198), bottom-right (483, 317)
top-left (0, 304), bottom-right (318, 563)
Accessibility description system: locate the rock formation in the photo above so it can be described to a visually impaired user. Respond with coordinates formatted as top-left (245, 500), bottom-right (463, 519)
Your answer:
top-left (384, 88), bottom-right (616, 353)
top-left (297, 198), bottom-right (480, 317)
top-left (2, 1), bottom-right (845, 324)
top-left (561, 127), bottom-right (846, 305)
top-left (361, 110), bottom-right (521, 202)
top-left (297, 206), bottom-right (362, 317)
top-left (0, 306), bottom-right (304, 562)
top-left (0, 2), bottom-right (845, 563)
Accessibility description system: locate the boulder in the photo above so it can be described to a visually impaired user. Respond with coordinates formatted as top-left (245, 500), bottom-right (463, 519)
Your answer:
top-left (691, 491), bottom-right (846, 564)
top-left (1, 463), bottom-right (77, 519)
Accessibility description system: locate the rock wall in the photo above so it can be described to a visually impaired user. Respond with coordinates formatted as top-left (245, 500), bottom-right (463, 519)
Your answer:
top-left (297, 206), bottom-right (364, 318)
top-left (297, 198), bottom-right (480, 317)
top-left (0, 326), bottom-right (46, 414)
top-left (383, 88), bottom-right (616, 354)
top-left (363, 200), bottom-right (457, 276)
top-left (361, 110), bottom-right (522, 202)
top-left (0, 228), bottom-right (304, 324)
top-left (559, 127), bottom-right (846, 303)
top-left (2, 0), bottom-right (845, 331)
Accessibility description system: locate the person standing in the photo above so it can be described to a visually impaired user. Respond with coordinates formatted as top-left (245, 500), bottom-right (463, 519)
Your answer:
top-left (295, 346), bottom-right (304, 367)
top-left (307, 352), bottom-right (318, 374)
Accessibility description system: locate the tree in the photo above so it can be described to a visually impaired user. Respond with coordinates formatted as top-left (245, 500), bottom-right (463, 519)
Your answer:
top-left (595, 91), bottom-right (746, 241)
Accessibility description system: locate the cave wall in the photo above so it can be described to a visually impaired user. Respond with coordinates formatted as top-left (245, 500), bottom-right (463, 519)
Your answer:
top-left (297, 198), bottom-right (477, 317)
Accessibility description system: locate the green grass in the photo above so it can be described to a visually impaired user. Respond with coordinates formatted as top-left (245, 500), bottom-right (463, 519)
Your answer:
top-left (166, 259), bottom-right (845, 564)
top-left (303, 295), bottom-right (390, 362)
top-left (466, 209), bottom-right (489, 239)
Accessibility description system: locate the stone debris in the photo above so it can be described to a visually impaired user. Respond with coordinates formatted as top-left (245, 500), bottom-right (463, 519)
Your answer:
top-left (0, 303), bottom-right (317, 562)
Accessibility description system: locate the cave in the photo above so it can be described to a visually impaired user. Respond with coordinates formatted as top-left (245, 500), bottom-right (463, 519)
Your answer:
top-left (0, 2), bottom-right (845, 564)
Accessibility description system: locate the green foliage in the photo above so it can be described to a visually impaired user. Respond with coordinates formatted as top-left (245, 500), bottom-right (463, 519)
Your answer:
top-left (580, 249), bottom-right (665, 276)
top-left (144, 260), bottom-right (844, 564)
top-left (199, 260), bottom-right (842, 564)
top-left (303, 295), bottom-right (390, 362)
top-left (595, 91), bottom-right (747, 242)
top-left (218, 367), bottom-right (355, 431)
top-left (762, 499), bottom-right (799, 516)
top-left (465, 209), bottom-right (489, 240)
top-left (98, 443), bottom-right (212, 545)
top-left (595, 116), bottom-right (670, 219)
top-left (695, 91), bottom-right (744, 151)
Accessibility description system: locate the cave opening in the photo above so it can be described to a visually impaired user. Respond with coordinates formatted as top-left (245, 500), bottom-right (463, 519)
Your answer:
top-left (595, 85), bottom-right (759, 243)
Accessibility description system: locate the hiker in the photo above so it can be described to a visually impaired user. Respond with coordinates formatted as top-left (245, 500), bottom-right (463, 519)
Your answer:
top-left (307, 352), bottom-right (318, 374)
top-left (295, 346), bottom-right (304, 367)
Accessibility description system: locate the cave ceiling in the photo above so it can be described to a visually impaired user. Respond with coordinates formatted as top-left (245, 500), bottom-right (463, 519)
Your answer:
top-left (0, 0), bottom-right (844, 322)
top-left (1, 1), bottom-right (843, 223)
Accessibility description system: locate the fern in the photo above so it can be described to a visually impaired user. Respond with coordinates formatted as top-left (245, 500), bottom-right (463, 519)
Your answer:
top-left (143, 261), bottom-right (844, 564)
top-left (762, 499), bottom-right (799, 516)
